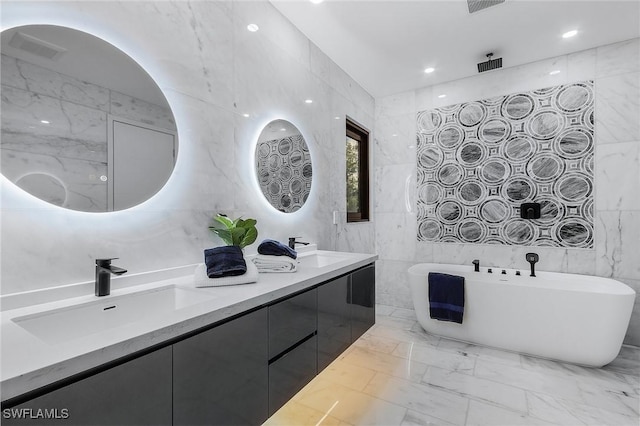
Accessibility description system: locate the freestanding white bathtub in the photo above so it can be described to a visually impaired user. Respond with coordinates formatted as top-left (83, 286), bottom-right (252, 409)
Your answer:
top-left (408, 263), bottom-right (636, 367)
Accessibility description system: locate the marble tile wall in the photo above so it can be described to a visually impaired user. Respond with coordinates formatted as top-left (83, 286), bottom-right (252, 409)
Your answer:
top-left (1, 54), bottom-right (176, 211)
top-left (0, 1), bottom-right (374, 294)
top-left (374, 38), bottom-right (640, 346)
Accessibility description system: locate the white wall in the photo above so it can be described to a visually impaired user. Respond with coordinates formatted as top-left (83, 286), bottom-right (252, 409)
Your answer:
top-left (0, 0), bottom-right (375, 295)
top-left (374, 38), bottom-right (640, 345)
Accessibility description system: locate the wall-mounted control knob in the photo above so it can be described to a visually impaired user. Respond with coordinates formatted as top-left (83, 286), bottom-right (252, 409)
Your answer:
top-left (516, 271), bottom-right (521, 276)
top-left (501, 269), bottom-right (506, 275)
top-left (520, 202), bottom-right (541, 219)
top-left (487, 268), bottom-right (492, 273)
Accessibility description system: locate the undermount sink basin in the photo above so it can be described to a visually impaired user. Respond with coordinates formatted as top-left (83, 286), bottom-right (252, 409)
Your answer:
top-left (297, 252), bottom-right (351, 268)
top-left (12, 285), bottom-right (215, 345)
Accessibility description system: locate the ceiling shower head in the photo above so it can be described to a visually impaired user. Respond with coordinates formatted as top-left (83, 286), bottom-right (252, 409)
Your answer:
top-left (477, 52), bottom-right (502, 73)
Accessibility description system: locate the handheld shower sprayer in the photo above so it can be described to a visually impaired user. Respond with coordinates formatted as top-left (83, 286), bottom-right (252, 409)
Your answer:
top-left (526, 253), bottom-right (539, 277)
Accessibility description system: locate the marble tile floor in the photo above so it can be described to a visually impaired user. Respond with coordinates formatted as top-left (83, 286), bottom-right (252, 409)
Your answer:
top-left (264, 304), bottom-right (640, 426)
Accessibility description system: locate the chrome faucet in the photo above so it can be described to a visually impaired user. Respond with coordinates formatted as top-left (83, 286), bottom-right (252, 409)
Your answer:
top-left (95, 258), bottom-right (127, 296)
top-left (288, 237), bottom-right (310, 250)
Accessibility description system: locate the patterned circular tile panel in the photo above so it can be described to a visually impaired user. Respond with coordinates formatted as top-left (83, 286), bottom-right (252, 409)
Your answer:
top-left (416, 80), bottom-right (594, 247)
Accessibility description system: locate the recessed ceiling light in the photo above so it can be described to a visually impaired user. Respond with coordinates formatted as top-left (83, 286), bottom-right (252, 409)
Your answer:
top-left (562, 30), bottom-right (578, 39)
top-left (280, 128), bottom-right (287, 131)
top-left (305, 99), bottom-right (313, 104)
top-left (438, 94), bottom-right (446, 98)
top-left (40, 120), bottom-right (50, 124)
top-left (549, 70), bottom-right (561, 75)
top-left (247, 24), bottom-right (259, 32)
top-left (242, 113), bottom-right (250, 118)
top-left (334, 116), bottom-right (340, 120)
top-left (310, 0), bottom-right (325, 4)
top-left (424, 67), bottom-right (435, 74)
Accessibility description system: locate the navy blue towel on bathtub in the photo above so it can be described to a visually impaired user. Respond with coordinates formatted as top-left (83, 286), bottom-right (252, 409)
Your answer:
top-left (428, 272), bottom-right (465, 324)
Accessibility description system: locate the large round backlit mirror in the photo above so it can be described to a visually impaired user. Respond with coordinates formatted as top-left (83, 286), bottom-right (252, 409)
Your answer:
top-left (255, 120), bottom-right (312, 213)
top-left (1, 25), bottom-right (178, 212)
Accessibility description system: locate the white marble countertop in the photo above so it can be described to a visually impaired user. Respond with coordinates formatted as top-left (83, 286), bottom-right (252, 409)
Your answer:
top-left (0, 249), bottom-right (377, 401)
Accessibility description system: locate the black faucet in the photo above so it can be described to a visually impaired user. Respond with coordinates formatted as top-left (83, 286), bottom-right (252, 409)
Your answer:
top-left (95, 258), bottom-right (127, 296)
top-left (472, 259), bottom-right (480, 272)
top-left (288, 237), bottom-right (310, 250)
top-left (526, 253), bottom-right (539, 277)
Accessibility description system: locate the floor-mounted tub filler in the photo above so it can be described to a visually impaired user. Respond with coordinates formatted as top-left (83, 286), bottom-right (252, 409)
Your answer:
top-left (408, 263), bottom-right (636, 367)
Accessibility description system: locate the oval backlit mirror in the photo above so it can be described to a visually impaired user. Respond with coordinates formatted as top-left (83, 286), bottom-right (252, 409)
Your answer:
top-left (1, 25), bottom-right (178, 212)
top-left (255, 119), bottom-right (312, 213)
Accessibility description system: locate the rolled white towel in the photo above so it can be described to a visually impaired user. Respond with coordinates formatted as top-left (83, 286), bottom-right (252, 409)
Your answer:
top-left (252, 254), bottom-right (297, 273)
top-left (193, 257), bottom-right (259, 287)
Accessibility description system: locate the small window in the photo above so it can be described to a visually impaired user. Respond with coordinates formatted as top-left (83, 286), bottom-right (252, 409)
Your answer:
top-left (346, 118), bottom-right (370, 222)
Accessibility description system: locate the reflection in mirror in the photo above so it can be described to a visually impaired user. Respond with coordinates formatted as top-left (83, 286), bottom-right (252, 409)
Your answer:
top-left (1, 25), bottom-right (178, 212)
top-left (255, 120), bottom-right (312, 213)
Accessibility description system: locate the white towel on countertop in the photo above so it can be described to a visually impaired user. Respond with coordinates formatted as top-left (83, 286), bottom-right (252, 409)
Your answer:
top-left (252, 254), bottom-right (297, 273)
top-left (193, 257), bottom-right (259, 287)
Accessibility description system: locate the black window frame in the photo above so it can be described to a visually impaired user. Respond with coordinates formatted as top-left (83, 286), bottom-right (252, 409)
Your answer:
top-left (346, 118), bottom-right (370, 223)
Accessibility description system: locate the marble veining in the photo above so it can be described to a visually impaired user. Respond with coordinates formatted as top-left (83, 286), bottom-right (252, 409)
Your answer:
top-left (267, 306), bottom-right (640, 426)
top-left (416, 81), bottom-right (595, 247)
top-left (1, 54), bottom-right (176, 212)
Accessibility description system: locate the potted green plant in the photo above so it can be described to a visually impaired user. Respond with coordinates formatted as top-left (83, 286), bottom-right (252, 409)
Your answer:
top-left (208, 213), bottom-right (258, 249)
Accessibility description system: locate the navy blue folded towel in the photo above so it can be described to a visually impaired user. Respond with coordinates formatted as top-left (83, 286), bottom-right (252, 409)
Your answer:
top-left (428, 272), bottom-right (465, 324)
top-left (257, 239), bottom-right (297, 259)
top-left (204, 245), bottom-right (247, 278)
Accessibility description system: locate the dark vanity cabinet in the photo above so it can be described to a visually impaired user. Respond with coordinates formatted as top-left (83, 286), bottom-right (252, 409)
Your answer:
top-left (317, 274), bottom-right (351, 372)
top-left (317, 264), bottom-right (376, 372)
top-left (2, 347), bottom-right (172, 426)
top-left (268, 288), bottom-right (317, 359)
top-left (2, 263), bottom-right (375, 426)
top-left (173, 308), bottom-right (269, 426)
top-left (268, 289), bottom-right (318, 416)
top-left (350, 264), bottom-right (376, 341)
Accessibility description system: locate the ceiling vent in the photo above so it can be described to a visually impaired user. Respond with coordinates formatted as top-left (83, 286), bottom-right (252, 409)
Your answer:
top-left (8, 31), bottom-right (67, 61)
top-left (477, 53), bottom-right (502, 73)
top-left (467, 0), bottom-right (505, 14)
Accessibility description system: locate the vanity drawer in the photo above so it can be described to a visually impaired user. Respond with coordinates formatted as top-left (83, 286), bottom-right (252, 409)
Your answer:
top-left (269, 288), bottom-right (317, 359)
top-left (268, 334), bottom-right (317, 415)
